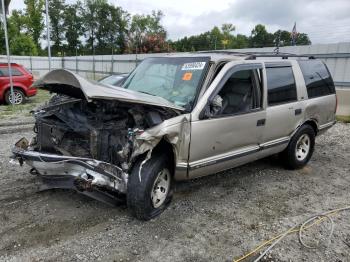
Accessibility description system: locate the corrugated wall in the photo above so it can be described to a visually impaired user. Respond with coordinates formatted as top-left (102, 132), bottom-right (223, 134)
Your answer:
top-left (1, 42), bottom-right (349, 86)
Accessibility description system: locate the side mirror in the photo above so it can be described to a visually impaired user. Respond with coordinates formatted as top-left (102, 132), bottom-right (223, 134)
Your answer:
top-left (199, 95), bottom-right (223, 119)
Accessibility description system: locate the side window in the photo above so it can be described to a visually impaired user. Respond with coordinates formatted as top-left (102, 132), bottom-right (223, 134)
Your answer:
top-left (212, 69), bottom-right (262, 116)
top-left (0, 67), bottom-right (23, 76)
top-left (209, 62), bottom-right (227, 85)
top-left (298, 60), bottom-right (335, 98)
top-left (266, 66), bottom-right (297, 106)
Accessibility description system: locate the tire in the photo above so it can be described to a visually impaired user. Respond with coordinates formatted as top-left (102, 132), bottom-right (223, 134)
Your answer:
top-left (127, 153), bottom-right (173, 220)
top-left (5, 88), bottom-right (25, 105)
top-left (281, 124), bottom-right (315, 169)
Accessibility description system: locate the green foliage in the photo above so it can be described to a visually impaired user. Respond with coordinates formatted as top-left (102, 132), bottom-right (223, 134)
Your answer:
top-left (336, 115), bottom-right (350, 123)
top-left (249, 24), bottom-right (274, 48)
top-left (23, 0), bottom-right (45, 49)
top-left (296, 33), bottom-right (311, 45)
top-left (0, 89), bottom-right (51, 119)
top-left (63, 1), bottom-right (84, 55)
top-left (127, 10), bottom-right (168, 53)
top-left (48, 0), bottom-right (65, 55)
top-left (0, 10), bottom-right (37, 55)
top-left (171, 23), bottom-right (311, 52)
top-left (0, 0), bottom-right (312, 55)
top-left (10, 34), bottom-right (38, 55)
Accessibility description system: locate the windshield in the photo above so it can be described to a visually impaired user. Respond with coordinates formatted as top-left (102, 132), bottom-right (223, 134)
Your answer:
top-left (122, 57), bottom-right (210, 108)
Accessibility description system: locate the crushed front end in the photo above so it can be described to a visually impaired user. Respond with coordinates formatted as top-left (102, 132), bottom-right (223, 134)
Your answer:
top-left (11, 71), bottom-right (181, 205)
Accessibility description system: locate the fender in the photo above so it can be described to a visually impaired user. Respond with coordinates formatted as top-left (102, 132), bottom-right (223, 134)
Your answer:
top-left (1, 82), bottom-right (28, 100)
top-left (290, 118), bottom-right (319, 139)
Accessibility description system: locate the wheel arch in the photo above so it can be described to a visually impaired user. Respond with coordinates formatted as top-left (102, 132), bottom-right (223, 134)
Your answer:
top-left (3, 84), bottom-right (27, 98)
top-left (152, 138), bottom-right (176, 177)
top-left (301, 119), bottom-right (318, 135)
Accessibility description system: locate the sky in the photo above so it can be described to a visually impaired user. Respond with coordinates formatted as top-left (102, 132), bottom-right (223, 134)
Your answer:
top-left (9, 0), bottom-right (350, 44)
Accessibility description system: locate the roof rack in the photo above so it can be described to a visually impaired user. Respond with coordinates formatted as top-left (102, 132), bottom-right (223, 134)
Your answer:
top-left (245, 52), bottom-right (315, 60)
top-left (197, 50), bottom-right (315, 60)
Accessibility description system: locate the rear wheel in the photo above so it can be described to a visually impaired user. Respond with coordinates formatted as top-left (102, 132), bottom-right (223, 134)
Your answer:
top-left (281, 125), bottom-right (315, 169)
top-left (127, 153), bottom-right (173, 220)
top-left (5, 88), bottom-right (25, 105)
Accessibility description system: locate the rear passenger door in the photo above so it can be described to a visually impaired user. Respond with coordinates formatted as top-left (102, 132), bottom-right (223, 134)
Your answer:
top-left (262, 62), bottom-right (304, 144)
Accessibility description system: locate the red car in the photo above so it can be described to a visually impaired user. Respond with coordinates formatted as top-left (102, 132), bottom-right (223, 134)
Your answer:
top-left (0, 63), bottom-right (36, 105)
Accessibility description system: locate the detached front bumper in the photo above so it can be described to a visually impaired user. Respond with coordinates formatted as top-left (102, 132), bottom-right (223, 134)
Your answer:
top-left (11, 145), bottom-right (128, 206)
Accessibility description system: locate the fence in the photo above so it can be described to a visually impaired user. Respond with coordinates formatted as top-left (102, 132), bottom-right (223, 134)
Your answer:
top-left (0, 42), bottom-right (349, 86)
top-left (0, 42), bottom-right (349, 114)
top-left (0, 53), bottom-right (168, 80)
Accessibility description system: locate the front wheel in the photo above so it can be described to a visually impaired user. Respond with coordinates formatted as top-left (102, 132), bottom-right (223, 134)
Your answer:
top-left (127, 153), bottom-right (172, 220)
top-left (280, 124), bottom-right (315, 169)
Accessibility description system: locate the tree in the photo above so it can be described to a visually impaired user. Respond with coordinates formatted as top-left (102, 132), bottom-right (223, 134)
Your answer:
top-left (0, 9), bottom-right (38, 55)
top-left (127, 10), bottom-right (167, 53)
top-left (23, 0), bottom-right (45, 51)
top-left (296, 33), bottom-right (311, 45)
top-left (94, 3), bottom-right (129, 54)
top-left (249, 24), bottom-right (274, 48)
top-left (273, 30), bottom-right (291, 47)
top-left (48, 0), bottom-right (65, 55)
top-left (10, 34), bottom-right (38, 55)
top-left (82, 0), bottom-right (100, 55)
top-left (232, 34), bottom-right (249, 49)
top-left (8, 10), bottom-right (26, 33)
top-left (63, 1), bottom-right (84, 55)
top-left (221, 23), bottom-right (235, 49)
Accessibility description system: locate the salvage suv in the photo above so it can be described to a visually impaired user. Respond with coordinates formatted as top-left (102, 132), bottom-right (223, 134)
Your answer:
top-left (11, 52), bottom-right (337, 220)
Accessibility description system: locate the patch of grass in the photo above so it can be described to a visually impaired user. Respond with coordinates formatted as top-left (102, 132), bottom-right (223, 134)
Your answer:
top-left (0, 89), bottom-right (52, 120)
top-left (336, 115), bottom-right (350, 123)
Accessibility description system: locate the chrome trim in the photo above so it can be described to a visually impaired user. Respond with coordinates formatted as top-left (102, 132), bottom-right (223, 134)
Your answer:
top-left (12, 147), bottom-right (128, 193)
top-left (176, 162), bottom-right (188, 171)
top-left (188, 137), bottom-right (290, 170)
top-left (319, 121), bottom-right (336, 130)
top-left (259, 136), bottom-right (290, 150)
top-left (189, 145), bottom-right (260, 170)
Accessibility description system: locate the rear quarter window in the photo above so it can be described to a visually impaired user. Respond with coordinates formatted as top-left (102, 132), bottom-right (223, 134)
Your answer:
top-left (298, 60), bottom-right (335, 98)
top-left (0, 67), bottom-right (23, 76)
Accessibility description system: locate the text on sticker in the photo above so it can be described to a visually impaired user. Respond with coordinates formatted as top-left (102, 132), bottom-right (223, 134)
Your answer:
top-left (181, 62), bottom-right (206, 70)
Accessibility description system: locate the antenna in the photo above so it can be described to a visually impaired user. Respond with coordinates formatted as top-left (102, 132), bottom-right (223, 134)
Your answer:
top-left (274, 30), bottom-right (281, 54)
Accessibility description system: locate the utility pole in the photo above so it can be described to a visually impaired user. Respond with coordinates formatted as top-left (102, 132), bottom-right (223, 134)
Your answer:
top-left (45, 0), bottom-right (51, 71)
top-left (1, 0), bottom-right (14, 106)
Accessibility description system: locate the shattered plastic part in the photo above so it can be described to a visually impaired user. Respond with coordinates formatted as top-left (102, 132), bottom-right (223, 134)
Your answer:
top-left (11, 69), bottom-right (192, 204)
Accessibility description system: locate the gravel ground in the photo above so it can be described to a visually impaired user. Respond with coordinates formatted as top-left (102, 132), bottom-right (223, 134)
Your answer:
top-left (0, 122), bottom-right (350, 262)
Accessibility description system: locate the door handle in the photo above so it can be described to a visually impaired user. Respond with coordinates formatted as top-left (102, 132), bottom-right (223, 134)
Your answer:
top-left (295, 108), bottom-right (302, 115)
top-left (257, 119), bottom-right (266, 126)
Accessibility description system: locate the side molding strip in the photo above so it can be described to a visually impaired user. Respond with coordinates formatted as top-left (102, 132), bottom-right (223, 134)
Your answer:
top-left (184, 137), bottom-right (290, 171)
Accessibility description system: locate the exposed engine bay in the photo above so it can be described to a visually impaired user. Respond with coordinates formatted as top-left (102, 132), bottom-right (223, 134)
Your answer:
top-left (11, 69), bottom-right (186, 206)
top-left (32, 94), bottom-right (177, 171)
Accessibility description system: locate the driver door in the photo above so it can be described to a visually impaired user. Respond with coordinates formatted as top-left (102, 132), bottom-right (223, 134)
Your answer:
top-left (188, 62), bottom-right (266, 178)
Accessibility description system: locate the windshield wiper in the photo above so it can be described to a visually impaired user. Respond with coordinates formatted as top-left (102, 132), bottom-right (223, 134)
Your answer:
top-left (138, 91), bottom-right (156, 96)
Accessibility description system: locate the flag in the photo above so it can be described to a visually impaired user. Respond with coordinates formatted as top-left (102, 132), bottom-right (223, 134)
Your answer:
top-left (291, 22), bottom-right (298, 46)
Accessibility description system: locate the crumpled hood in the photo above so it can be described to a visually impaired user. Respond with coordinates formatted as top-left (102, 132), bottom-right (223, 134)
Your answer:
top-left (33, 69), bottom-right (185, 112)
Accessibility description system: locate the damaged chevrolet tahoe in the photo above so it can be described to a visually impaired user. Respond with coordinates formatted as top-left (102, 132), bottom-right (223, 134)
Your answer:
top-left (11, 52), bottom-right (337, 220)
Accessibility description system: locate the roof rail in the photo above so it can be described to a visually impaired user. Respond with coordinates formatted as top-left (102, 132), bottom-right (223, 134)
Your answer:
top-left (245, 52), bottom-right (315, 60)
top-left (197, 50), bottom-right (248, 56)
top-left (196, 50), bottom-right (315, 60)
